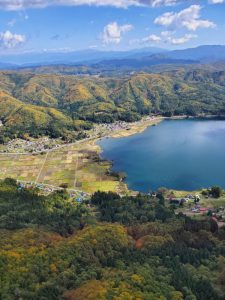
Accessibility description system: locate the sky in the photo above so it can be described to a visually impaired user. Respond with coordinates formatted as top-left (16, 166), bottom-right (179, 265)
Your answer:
top-left (0, 0), bottom-right (224, 54)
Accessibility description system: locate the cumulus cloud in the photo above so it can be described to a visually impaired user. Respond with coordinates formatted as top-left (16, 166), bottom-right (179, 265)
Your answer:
top-left (0, 0), bottom-right (184, 10)
top-left (0, 30), bottom-right (26, 48)
top-left (154, 5), bottom-right (215, 31)
top-left (102, 22), bottom-right (133, 45)
top-left (141, 30), bottom-right (196, 45)
top-left (167, 33), bottom-right (197, 45)
top-left (142, 34), bottom-right (161, 43)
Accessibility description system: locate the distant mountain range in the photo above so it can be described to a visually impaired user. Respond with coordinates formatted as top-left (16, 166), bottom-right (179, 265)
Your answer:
top-left (92, 45), bottom-right (225, 71)
top-left (0, 47), bottom-right (166, 67)
top-left (93, 54), bottom-right (197, 70)
top-left (167, 45), bottom-right (225, 62)
top-left (1, 45), bottom-right (225, 71)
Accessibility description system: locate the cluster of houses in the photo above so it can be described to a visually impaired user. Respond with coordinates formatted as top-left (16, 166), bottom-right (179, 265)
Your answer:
top-left (0, 137), bottom-right (63, 154)
top-left (95, 121), bottom-right (131, 135)
top-left (167, 193), bottom-right (213, 214)
top-left (210, 207), bottom-right (225, 223)
top-left (70, 191), bottom-right (88, 203)
top-left (167, 192), bottom-right (225, 224)
top-left (168, 193), bottom-right (201, 205)
top-left (17, 180), bottom-right (88, 202)
top-left (18, 181), bottom-right (60, 194)
top-left (94, 116), bottom-right (157, 137)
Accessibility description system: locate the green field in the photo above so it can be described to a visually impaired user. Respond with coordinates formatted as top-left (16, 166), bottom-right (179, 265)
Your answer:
top-left (0, 141), bottom-right (127, 194)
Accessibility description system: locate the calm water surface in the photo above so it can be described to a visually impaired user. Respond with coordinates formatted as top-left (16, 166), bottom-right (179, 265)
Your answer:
top-left (98, 119), bottom-right (225, 192)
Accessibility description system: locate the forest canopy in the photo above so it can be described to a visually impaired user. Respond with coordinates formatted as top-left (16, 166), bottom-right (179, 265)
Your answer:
top-left (0, 179), bottom-right (225, 299)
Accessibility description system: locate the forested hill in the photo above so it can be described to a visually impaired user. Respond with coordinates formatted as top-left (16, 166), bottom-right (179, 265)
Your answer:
top-left (1, 68), bottom-right (225, 142)
top-left (1, 178), bottom-right (225, 299)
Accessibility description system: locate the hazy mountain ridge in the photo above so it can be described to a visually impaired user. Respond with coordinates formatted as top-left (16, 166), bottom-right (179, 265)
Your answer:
top-left (0, 45), bottom-right (225, 71)
top-left (0, 47), bottom-right (166, 66)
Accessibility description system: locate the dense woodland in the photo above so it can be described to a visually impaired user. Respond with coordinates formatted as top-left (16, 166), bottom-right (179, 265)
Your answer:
top-left (1, 178), bottom-right (225, 299)
top-left (1, 67), bottom-right (225, 142)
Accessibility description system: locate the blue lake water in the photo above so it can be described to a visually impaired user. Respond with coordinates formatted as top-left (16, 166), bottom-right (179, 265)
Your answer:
top-left (98, 119), bottom-right (225, 192)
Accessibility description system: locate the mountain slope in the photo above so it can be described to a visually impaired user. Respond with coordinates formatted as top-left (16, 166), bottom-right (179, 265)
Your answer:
top-left (0, 90), bottom-right (78, 142)
top-left (1, 68), bottom-right (225, 141)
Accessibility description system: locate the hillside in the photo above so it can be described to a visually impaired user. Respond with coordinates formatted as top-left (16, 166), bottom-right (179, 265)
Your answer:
top-left (1, 68), bottom-right (225, 141)
top-left (1, 179), bottom-right (225, 299)
top-left (0, 90), bottom-right (78, 142)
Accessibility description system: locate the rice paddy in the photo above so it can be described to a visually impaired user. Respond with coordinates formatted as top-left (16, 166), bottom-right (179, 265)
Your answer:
top-left (0, 141), bottom-right (127, 194)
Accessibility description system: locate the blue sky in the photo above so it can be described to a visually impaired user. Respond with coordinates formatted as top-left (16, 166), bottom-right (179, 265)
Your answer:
top-left (0, 0), bottom-right (224, 54)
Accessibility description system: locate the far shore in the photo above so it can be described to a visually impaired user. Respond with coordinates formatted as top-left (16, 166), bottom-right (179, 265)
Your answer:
top-left (1, 113), bottom-right (223, 156)
top-left (97, 113), bottom-right (225, 140)
top-left (108, 115), bottom-right (190, 139)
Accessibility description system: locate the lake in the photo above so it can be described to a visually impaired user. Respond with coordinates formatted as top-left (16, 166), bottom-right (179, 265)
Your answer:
top-left (98, 119), bottom-right (225, 192)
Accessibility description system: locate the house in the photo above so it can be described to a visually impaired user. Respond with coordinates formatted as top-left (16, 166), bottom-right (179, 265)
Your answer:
top-left (195, 194), bottom-right (201, 201)
top-left (186, 194), bottom-right (194, 199)
top-left (170, 199), bottom-right (181, 205)
top-left (181, 198), bottom-right (188, 203)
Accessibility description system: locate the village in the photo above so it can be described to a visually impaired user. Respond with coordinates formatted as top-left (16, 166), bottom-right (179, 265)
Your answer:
top-left (17, 180), bottom-right (89, 202)
top-left (0, 137), bottom-right (65, 154)
top-left (165, 189), bottom-right (225, 226)
top-left (0, 116), bottom-right (157, 154)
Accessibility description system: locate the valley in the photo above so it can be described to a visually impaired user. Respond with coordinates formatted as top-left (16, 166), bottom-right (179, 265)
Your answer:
top-left (1, 1), bottom-right (225, 298)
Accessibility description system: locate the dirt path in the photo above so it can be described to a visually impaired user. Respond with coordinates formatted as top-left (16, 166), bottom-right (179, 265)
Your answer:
top-left (73, 156), bottom-right (79, 188)
top-left (35, 152), bottom-right (49, 183)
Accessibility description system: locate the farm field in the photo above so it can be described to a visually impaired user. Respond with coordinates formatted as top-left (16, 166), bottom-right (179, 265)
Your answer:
top-left (0, 141), bottom-right (127, 194)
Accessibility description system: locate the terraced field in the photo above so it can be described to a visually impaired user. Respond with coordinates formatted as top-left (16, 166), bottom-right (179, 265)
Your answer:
top-left (0, 141), bottom-right (127, 194)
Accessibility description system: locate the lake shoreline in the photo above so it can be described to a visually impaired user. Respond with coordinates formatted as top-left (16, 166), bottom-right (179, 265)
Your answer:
top-left (97, 116), bottom-right (225, 194)
top-left (1, 114), bottom-right (224, 195)
top-left (105, 114), bottom-right (225, 140)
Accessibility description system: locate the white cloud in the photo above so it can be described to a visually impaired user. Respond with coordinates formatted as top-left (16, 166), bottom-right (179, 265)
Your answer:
top-left (209, 0), bottom-right (224, 3)
top-left (142, 34), bottom-right (161, 43)
top-left (102, 22), bottom-right (133, 45)
top-left (154, 5), bottom-right (215, 31)
top-left (141, 30), bottom-right (196, 45)
top-left (167, 33), bottom-right (197, 45)
top-left (0, 0), bottom-right (184, 10)
top-left (0, 30), bottom-right (26, 48)
top-left (149, 0), bottom-right (181, 6)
